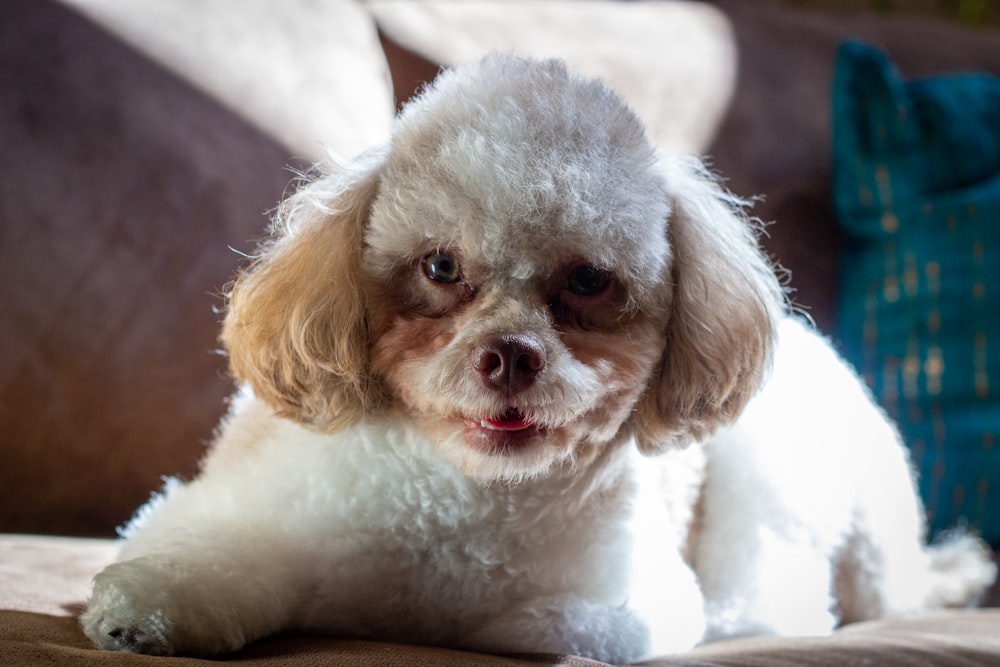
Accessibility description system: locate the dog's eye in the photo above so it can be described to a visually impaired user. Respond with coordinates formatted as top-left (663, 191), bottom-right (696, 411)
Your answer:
top-left (422, 251), bottom-right (462, 284)
top-left (566, 265), bottom-right (611, 297)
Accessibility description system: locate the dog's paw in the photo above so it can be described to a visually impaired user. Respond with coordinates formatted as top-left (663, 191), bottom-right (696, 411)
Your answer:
top-left (81, 560), bottom-right (180, 655)
top-left (81, 556), bottom-right (251, 657)
top-left (84, 611), bottom-right (175, 656)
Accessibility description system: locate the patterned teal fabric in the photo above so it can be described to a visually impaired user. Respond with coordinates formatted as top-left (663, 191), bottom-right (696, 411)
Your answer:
top-left (832, 42), bottom-right (1000, 545)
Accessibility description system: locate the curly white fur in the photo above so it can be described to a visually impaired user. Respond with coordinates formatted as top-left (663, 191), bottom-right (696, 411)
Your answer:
top-left (82, 54), bottom-right (995, 662)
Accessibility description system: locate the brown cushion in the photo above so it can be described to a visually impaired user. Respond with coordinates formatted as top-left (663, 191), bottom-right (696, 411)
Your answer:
top-left (0, 0), bottom-right (295, 536)
top-left (4, 607), bottom-right (1000, 666)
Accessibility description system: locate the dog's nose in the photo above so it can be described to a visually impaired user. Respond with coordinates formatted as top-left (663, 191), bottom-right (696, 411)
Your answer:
top-left (475, 334), bottom-right (546, 394)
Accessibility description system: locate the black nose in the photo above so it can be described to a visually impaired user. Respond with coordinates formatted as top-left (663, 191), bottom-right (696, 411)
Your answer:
top-left (475, 334), bottom-right (546, 394)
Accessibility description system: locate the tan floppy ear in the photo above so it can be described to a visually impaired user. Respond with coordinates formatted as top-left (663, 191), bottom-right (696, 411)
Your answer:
top-left (635, 156), bottom-right (786, 453)
top-left (221, 150), bottom-right (386, 431)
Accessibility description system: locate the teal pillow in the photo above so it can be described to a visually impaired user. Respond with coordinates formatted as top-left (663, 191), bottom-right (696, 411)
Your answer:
top-left (833, 41), bottom-right (1000, 545)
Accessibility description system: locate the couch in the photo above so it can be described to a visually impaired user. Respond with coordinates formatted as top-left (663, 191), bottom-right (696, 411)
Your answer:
top-left (2, 1), bottom-right (999, 665)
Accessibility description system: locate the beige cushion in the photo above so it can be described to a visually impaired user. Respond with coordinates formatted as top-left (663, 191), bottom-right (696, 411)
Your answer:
top-left (368, 0), bottom-right (736, 154)
top-left (56, 0), bottom-right (394, 160)
top-left (0, 535), bottom-right (116, 616)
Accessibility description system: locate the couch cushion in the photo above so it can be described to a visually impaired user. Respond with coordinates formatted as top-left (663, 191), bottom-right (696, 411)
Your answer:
top-left (0, 0), bottom-right (297, 535)
top-left (368, 0), bottom-right (736, 155)
top-left (4, 603), bottom-right (1000, 666)
top-left (0, 535), bottom-right (117, 616)
top-left (832, 41), bottom-right (1000, 543)
top-left (57, 0), bottom-right (394, 160)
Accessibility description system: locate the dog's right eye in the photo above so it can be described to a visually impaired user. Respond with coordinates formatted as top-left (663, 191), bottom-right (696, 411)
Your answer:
top-left (422, 252), bottom-right (462, 284)
top-left (566, 265), bottom-right (611, 297)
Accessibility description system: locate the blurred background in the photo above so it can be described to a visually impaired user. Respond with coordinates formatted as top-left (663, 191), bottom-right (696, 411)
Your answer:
top-left (782, 0), bottom-right (998, 26)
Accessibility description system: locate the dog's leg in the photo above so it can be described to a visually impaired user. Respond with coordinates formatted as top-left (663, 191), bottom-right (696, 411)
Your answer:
top-left (692, 410), bottom-right (842, 638)
top-left (81, 533), bottom-right (302, 656)
top-left (694, 318), bottom-right (935, 640)
top-left (697, 525), bottom-right (838, 641)
top-left (80, 466), bottom-right (308, 657)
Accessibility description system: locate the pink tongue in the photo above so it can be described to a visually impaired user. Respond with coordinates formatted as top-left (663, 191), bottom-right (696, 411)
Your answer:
top-left (484, 411), bottom-right (533, 431)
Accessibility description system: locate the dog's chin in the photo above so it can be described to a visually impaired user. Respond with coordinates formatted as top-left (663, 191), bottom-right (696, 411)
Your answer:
top-left (410, 408), bottom-right (613, 483)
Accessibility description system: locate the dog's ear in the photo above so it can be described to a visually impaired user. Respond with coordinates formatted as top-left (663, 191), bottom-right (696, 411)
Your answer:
top-left (634, 156), bottom-right (786, 453)
top-left (221, 151), bottom-right (386, 431)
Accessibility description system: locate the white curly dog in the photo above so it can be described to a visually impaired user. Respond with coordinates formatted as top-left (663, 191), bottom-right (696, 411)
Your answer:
top-left (82, 54), bottom-right (995, 663)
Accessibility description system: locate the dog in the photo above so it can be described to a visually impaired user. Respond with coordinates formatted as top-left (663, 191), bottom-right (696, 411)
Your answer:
top-left (81, 54), bottom-right (995, 663)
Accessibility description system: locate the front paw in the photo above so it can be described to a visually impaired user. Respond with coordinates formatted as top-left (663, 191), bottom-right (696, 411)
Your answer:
top-left (84, 611), bottom-right (174, 655)
top-left (81, 556), bottom-right (249, 656)
top-left (81, 560), bottom-right (181, 655)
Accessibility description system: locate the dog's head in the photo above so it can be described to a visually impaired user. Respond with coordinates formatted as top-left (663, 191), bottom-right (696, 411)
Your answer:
top-left (222, 55), bottom-right (785, 481)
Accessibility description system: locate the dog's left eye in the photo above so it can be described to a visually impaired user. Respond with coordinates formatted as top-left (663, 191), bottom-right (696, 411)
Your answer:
top-left (566, 265), bottom-right (611, 297)
top-left (422, 251), bottom-right (462, 284)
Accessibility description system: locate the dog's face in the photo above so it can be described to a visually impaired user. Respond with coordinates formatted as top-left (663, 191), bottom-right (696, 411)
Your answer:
top-left (222, 55), bottom-right (783, 482)
top-left (362, 58), bottom-right (672, 479)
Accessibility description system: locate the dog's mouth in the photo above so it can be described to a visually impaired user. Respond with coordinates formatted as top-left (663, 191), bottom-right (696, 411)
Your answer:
top-left (478, 408), bottom-right (534, 432)
top-left (465, 408), bottom-right (543, 451)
